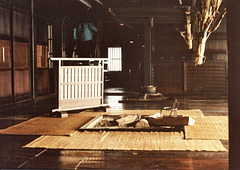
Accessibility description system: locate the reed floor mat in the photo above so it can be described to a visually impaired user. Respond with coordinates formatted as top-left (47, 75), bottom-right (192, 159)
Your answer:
top-left (0, 112), bottom-right (100, 136)
top-left (185, 116), bottom-right (228, 140)
top-left (23, 131), bottom-right (227, 151)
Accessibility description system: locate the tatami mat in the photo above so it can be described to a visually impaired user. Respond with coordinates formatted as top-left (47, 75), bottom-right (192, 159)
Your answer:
top-left (185, 116), bottom-right (228, 140)
top-left (23, 131), bottom-right (227, 151)
top-left (0, 112), bottom-right (100, 136)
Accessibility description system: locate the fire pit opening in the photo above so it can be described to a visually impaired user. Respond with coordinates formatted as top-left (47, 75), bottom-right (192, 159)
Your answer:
top-left (79, 113), bottom-right (195, 132)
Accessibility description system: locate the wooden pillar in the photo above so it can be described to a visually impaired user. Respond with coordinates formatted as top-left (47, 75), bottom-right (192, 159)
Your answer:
top-left (9, 5), bottom-right (15, 103)
top-left (144, 18), bottom-right (153, 85)
top-left (30, 0), bottom-right (37, 99)
top-left (227, 0), bottom-right (240, 168)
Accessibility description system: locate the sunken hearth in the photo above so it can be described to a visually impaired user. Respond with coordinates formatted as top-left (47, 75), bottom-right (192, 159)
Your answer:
top-left (79, 113), bottom-right (195, 132)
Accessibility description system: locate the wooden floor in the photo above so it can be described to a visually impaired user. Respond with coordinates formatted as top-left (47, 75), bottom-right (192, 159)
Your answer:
top-left (0, 88), bottom-right (228, 169)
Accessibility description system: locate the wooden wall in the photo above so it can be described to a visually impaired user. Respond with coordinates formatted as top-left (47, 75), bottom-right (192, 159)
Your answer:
top-left (0, 39), bottom-right (11, 103)
top-left (14, 69), bottom-right (31, 101)
top-left (0, 4), bottom-right (32, 104)
top-left (184, 62), bottom-right (227, 95)
top-left (37, 69), bottom-right (51, 96)
top-left (152, 62), bottom-right (228, 95)
top-left (153, 23), bottom-right (191, 58)
top-left (151, 16), bottom-right (227, 96)
top-left (36, 45), bottom-right (52, 96)
top-left (0, 1), bottom-right (54, 108)
top-left (0, 70), bottom-right (12, 103)
top-left (152, 63), bottom-right (184, 94)
top-left (14, 41), bottom-right (31, 101)
top-left (102, 20), bottom-right (228, 96)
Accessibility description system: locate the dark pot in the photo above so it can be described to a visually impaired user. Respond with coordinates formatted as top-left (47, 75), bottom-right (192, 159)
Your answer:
top-left (142, 85), bottom-right (156, 94)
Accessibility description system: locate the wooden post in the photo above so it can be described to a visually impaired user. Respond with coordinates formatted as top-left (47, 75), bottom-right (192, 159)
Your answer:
top-left (31, 0), bottom-right (37, 99)
top-left (58, 60), bottom-right (61, 111)
top-left (9, 5), bottom-right (15, 103)
top-left (144, 19), bottom-right (152, 85)
top-left (227, 0), bottom-right (240, 168)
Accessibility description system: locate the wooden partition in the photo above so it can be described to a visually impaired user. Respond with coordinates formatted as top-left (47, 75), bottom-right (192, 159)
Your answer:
top-left (0, 70), bottom-right (12, 103)
top-left (37, 68), bottom-right (51, 96)
top-left (184, 62), bottom-right (227, 95)
top-left (0, 40), bottom-right (12, 103)
top-left (37, 45), bottom-right (51, 96)
top-left (51, 58), bottom-right (108, 112)
top-left (152, 61), bottom-right (228, 95)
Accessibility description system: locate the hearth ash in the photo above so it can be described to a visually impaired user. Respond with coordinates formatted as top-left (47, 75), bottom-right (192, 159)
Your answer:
top-left (94, 114), bottom-right (149, 128)
top-left (79, 112), bottom-right (195, 131)
top-left (92, 113), bottom-right (194, 129)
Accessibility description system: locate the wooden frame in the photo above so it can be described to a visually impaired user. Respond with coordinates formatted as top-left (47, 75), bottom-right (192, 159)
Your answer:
top-left (51, 58), bottom-right (108, 113)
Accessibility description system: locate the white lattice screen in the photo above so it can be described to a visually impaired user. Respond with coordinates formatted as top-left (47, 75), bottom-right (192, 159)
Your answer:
top-left (51, 58), bottom-right (108, 112)
top-left (60, 66), bottom-right (102, 100)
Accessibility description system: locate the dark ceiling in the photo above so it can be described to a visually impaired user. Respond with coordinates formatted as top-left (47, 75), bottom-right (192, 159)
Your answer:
top-left (76, 0), bottom-right (194, 24)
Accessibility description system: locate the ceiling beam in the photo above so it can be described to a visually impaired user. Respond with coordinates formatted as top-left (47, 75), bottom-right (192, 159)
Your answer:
top-left (113, 16), bottom-right (185, 24)
top-left (78, 0), bottom-right (92, 8)
top-left (111, 7), bottom-right (184, 18)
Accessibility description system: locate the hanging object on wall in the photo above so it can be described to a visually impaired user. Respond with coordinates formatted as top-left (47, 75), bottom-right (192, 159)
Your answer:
top-left (178, 0), bottom-right (226, 65)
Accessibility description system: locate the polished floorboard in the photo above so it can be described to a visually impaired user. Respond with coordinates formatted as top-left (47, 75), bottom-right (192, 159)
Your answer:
top-left (0, 88), bottom-right (228, 169)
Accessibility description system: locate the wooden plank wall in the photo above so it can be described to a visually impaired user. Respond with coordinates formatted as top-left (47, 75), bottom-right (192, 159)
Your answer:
top-left (152, 62), bottom-right (227, 95)
top-left (37, 68), bottom-right (50, 96)
top-left (0, 3), bottom-right (53, 106)
top-left (152, 17), bottom-right (227, 96)
top-left (184, 62), bottom-right (227, 95)
top-left (14, 69), bottom-right (31, 100)
top-left (0, 40), bottom-right (12, 103)
top-left (152, 63), bottom-right (184, 94)
top-left (0, 70), bottom-right (12, 103)
top-left (36, 45), bottom-right (51, 96)
top-left (14, 41), bottom-right (31, 101)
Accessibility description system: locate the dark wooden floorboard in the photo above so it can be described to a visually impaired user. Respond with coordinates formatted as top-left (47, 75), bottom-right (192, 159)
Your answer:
top-left (0, 135), bottom-right (44, 169)
top-left (0, 89), bottom-right (228, 169)
top-left (19, 150), bottom-right (228, 170)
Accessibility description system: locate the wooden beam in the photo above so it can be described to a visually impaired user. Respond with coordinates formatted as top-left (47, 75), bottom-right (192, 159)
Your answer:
top-left (104, 7), bottom-right (185, 24)
top-left (112, 7), bottom-right (184, 17)
top-left (77, 0), bottom-right (104, 9)
top-left (92, 0), bottom-right (103, 5)
top-left (227, 0), bottom-right (240, 169)
top-left (78, 0), bottom-right (92, 8)
top-left (147, 116), bottom-right (194, 126)
top-left (102, 16), bottom-right (185, 24)
top-left (101, 0), bottom-right (181, 8)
